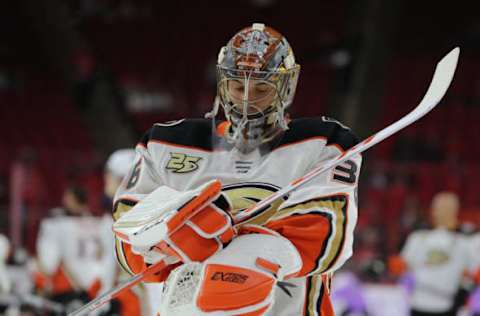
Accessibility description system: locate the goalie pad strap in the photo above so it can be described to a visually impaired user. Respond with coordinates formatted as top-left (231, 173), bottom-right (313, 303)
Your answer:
top-left (166, 225), bottom-right (223, 262)
top-left (186, 203), bottom-right (232, 238)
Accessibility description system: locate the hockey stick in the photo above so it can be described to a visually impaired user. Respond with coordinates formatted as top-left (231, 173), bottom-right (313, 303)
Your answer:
top-left (235, 48), bottom-right (460, 223)
top-left (69, 47), bottom-right (459, 316)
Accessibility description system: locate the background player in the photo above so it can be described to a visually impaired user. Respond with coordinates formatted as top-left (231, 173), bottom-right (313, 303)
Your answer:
top-left (35, 186), bottom-right (116, 312)
top-left (399, 192), bottom-right (472, 316)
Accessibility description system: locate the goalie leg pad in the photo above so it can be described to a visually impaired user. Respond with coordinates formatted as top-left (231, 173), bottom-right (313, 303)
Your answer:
top-left (196, 234), bottom-right (301, 315)
top-left (158, 234), bottom-right (301, 315)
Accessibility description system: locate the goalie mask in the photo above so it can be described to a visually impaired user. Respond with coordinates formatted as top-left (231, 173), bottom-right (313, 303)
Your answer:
top-left (208, 23), bottom-right (300, 153)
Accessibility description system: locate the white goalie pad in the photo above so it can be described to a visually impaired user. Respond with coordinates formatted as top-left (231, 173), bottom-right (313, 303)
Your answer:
top-left (204, 233), bottom-right (302, 280)
top-left (113, 180), bottom-right (223, 248)
top-left (159, 233), bottom-right (302, 316)
top-left (159, 262), bottom-right (273, 316)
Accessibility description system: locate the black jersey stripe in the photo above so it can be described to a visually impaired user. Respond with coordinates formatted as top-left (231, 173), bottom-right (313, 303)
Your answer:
top-left (275, 117), bottom-right (359, 151)
top-left (137, 117), bottom-right (358, 153)
top-left (139, 118), bottom-right (215, 150)
top-left (317, 278), bottom-right (324, 316)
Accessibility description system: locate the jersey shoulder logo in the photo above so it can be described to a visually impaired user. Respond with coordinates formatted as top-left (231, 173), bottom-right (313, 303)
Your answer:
top-left (154, 119), bottom-right (185, 127)
top-left (321, 116), bottom-right (351, 130)
top-left (166, 152), bottom-right (202, 173)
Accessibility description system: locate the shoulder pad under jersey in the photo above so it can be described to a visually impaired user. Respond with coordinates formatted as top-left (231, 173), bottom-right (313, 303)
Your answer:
top-left (138, 118), bottom-right (214, 151)
top-left (277, 116), bottom-right (359, 151)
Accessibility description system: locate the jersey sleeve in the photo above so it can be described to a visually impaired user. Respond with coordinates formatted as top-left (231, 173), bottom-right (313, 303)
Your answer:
top-left (264, 126), bottom-right (361, 277)
top-left (462, 234), bottom-right (479, 273)
top-left (112, 128), bottom-right (169, 280)
top-left (113, 129), bottom-right (164, 219)
top-left (36, 218), bottom-right (62, 275)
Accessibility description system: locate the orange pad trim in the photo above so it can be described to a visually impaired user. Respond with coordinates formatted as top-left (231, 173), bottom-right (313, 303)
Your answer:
top-left (167, 180), bottom-right (221, 232)
top-left (255, 258), bottom-right (280, 276)
top-left (197, 264), bottom-right (274, 312)
top-left (189, 205), bottom-right (230, 236)
top-left (169, 225), bottom-right (221, 262)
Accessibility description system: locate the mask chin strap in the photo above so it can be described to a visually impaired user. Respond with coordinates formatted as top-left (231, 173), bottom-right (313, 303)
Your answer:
top-left (276, 100), bottom-right (289, 131)
top-left (204, 96), bottom-right (221, 119)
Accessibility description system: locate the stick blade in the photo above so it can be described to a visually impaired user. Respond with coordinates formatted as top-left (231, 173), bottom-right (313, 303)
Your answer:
top-left (417, 47), bottom-right (460, 112)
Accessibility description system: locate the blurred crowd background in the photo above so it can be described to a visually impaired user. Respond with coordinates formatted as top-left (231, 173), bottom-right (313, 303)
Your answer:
top-left (0, 0), bottom-right (480, 315)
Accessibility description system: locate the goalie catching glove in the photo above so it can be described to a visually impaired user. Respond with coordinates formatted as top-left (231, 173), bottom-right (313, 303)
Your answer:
top-left (159, 227), bottom-right (303, 316)
top-left (113, 180), bottom-right (235, 264)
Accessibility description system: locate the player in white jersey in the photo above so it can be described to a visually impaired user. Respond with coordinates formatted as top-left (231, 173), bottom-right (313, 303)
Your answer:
top-left (0, 233), bottom-right (10, 313)
top-left (401, 192), bottom-right (472, 316)
top-left (469, 232), bottom-right (480, 275)
top-left (467, 232), bottom-right (480, 316)
top-left (0, 234), bottom-right (10, 296)
top-left (36, 186), bottom-right (115, 311)
top-left (113, 23), bottom-right (361, 316)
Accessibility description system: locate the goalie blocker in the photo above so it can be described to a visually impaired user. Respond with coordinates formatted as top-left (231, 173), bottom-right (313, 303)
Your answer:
top-left (114, 180), bottom-right (235, 268)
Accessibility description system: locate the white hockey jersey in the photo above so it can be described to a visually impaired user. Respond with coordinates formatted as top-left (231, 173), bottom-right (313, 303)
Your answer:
top-left (470, 233), bottom-right (480, 272)
top-left (113, 117), bottom-right (362, 316)
top-left (36, 214), bottom-right (116, 295)
top-left (401, 228), bottom-right (472, 313)
top-left (0, 234), bottom-right (10, 294)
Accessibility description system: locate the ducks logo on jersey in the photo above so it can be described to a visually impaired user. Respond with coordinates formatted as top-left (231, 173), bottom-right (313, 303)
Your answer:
top-left (221, 182), bottom-right (287, 226)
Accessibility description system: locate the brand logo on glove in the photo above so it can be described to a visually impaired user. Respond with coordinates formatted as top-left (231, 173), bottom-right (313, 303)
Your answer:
top-left (166, 153), bottom-right (202, 173)
top-left (211, 271), bottom-right (249, 284)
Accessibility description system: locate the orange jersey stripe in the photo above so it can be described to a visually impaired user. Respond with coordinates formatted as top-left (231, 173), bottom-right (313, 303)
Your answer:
top-left (266, 194), bottom-right (349, 275)
top-left (267, 214), bottom-right (332, 276)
